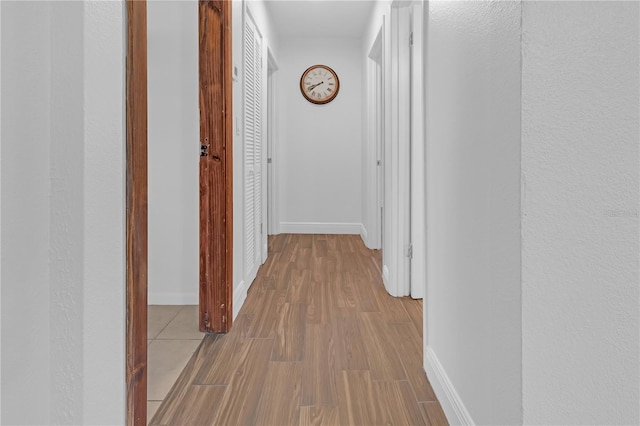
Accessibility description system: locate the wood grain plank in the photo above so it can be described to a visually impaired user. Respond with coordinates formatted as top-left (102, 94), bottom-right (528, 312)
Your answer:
top-left (272, 302), bottom-right (306, 361)
top-left (247, 289), bottom-right (285, 338)
top-left (374, 381), bottom-right (425, 425)
top-left (349, 273), bottom-right (380, 312)
top-left (402, 297), bottom-right (423, 335)
top-left (337, 370), bottom-right (381, 426)
top-left (359, 312), bottom-right (407, 381)
top-left (373, 287), bottom-right (412, 323)
top-left (333, 312), bottom-right (370, 371)
top-left (254, 362), bottom-right (303, 425)
top-left (311, 256), bottom-right (335, 283)
top-left (298, 406), bottom-right (339, 426)
top-left (213, 338), bottom-right (274, 425)
top-left (286, 269), bottom-right (311, 304)
top-left (332, 272), bottom-right (357, 309)
top-left (306, 280), bottom-right (332, 325)
top-left (159, 384), bottom-right (226, 425)
top-left (390, 322), bottom-right (437, 402)
top-left (274, 261), bottom-right (296, 291)
top-left (295, 247), bottom-right (312, 270)
top-left (419, 401), bottom-right (449, 426)
top-left (312, 236), bottom-right (328, 258)
top-left (193, 315), bottom-right (252, 385)
top-left (301, 324), bottom-right (338, 406)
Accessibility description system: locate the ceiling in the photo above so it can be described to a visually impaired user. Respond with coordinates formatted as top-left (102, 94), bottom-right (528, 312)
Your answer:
top-left (263, 0), bottom-right (377, 38)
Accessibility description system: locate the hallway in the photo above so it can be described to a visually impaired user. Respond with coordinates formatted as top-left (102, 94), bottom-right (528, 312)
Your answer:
top-left (150, 234), bottom-right (447, 425)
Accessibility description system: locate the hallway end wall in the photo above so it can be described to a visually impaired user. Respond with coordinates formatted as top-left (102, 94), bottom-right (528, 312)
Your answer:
top-left (277, 36), bottom-right (363, 235)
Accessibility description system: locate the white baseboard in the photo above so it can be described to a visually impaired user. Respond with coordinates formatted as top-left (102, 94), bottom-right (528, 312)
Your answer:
top-left (360, 223), bottom-right (369, 245)
top-left (279, 222), bottom-right (362, 234)
top-left (382, 264), bottom-right (391, 292)
top-left (232, 280), bottom-right (247, 320)
top-left (425, 347), bottom-right (475, 426)
top-left (148, 292), bottom-right (198, 305)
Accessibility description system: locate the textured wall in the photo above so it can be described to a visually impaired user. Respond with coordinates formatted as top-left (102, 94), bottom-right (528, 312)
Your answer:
top-left (1, 3), bottom-right (53, 423)
top-left (82, 2), bottom-right (126, 422)
top-left (425, 1), bottom-right (523, 424)
top-left (521, 2), bottom-right (640, 424)
top-left (1, 1), bottom-right (126, 423)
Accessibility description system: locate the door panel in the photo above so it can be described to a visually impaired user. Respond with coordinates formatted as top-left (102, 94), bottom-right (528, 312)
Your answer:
top-left (199, 0), bottom-right (233, 333)
top-left (244, 15), bottom-right (263, 283)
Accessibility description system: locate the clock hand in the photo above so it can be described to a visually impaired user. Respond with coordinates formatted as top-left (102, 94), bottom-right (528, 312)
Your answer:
top-left (307, 81), bottom-right (324, 91)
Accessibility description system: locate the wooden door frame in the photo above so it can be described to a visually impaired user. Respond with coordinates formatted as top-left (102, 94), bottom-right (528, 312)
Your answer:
top-left (125, 1), bottom-right (233, 424)
top-left (198, 0), bottom-right (234, 334)
top-left (126, 1), bottom-right (148, 424)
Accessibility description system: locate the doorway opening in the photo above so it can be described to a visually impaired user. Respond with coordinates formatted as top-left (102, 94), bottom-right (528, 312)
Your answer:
top-left (127, 1), bottom-right (428, 424)
top-left (126, 0), bottom-right (233, 424)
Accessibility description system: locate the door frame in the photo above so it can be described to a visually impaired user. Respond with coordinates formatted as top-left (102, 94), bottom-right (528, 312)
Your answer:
top-left (266, 49), bottom-right (279, 238)
top-left (125, 0), bottom-right (233, 424)
top-left (367, 26), bottom-right (383, 251)
top-left (409, 2), bottom-right (425, 299)
top-left (125, 1), bottom-right (148, 424)
top-left (198, 0), bottom-right (234, 333)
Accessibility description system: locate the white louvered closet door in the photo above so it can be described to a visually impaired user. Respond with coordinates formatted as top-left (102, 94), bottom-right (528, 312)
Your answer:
top-left (244, 17), bottom-right (263, 279)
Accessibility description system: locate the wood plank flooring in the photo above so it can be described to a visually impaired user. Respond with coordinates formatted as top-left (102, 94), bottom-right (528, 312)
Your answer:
top-left (150, 234), bottom-right (448, 426)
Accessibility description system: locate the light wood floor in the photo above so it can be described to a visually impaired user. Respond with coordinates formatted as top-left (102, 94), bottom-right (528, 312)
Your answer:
top-left (150, 234), bottom-right (448, 426)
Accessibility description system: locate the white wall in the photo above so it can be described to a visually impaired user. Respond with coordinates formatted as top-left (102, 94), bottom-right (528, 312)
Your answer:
top-left (148, 0), bottom-right (199, 305)
top-left (1, 3), bottom-right (53, 422)
top-left (424, 1), bottom-right (523, 424)
top-left (424, 2), bottom-right (640, 425)
top-left (277, 36), bottom-right (363, 234)
top-left (521, 2), bottom-right (640, 424)
top-left (1, 1), bottom-right (126, 423)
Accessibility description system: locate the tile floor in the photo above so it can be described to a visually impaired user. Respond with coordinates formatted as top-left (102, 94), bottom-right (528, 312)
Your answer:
top-left (147, 305), bottom-right (204, 423)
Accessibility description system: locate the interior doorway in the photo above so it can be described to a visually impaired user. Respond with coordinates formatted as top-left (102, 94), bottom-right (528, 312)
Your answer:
top-left (267, 51), bottom-right (279, 237)
top-left (368, 27), bottom-right (384, 251)
top-left (125, 0), bottom-right (233, 424)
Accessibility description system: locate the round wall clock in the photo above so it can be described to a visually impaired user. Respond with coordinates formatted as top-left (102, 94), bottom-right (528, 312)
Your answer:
top-left (300, 65), bottom-right (340, 104)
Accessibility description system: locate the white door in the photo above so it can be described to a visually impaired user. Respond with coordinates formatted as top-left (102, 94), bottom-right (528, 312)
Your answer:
top-left (244, 16), bottom-right (264, 281)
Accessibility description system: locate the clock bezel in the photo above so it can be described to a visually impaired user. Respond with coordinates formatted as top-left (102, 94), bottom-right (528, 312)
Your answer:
top-left (299, 64), bottom-right (340, 105)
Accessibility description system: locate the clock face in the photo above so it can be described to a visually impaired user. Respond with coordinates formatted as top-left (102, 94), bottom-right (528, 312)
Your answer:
top-left (300, 65), bottom-right (340, 104)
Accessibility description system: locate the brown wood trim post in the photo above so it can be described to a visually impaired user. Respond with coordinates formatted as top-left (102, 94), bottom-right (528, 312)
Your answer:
top-left (223, 0), bottom-right (234, 334)
top-left (125, 0), bottom-right (148, 425)
top-left (198, 0), bottom-right (233, 333)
